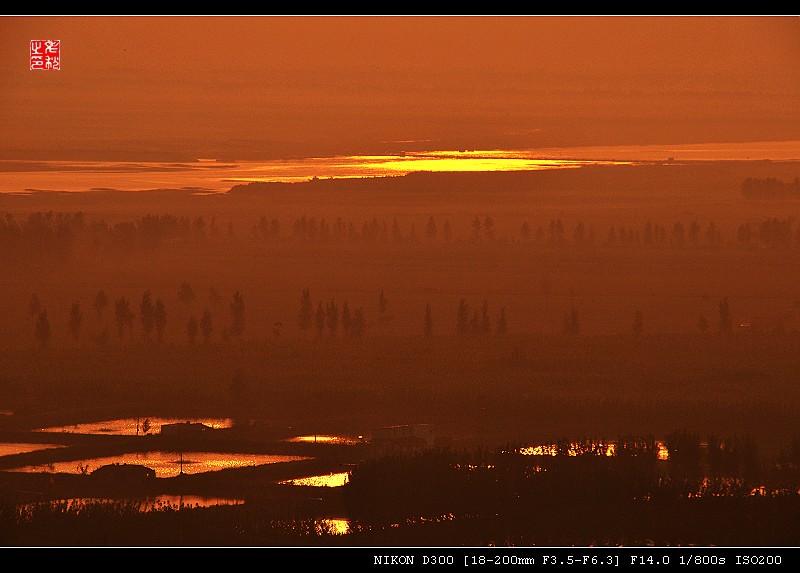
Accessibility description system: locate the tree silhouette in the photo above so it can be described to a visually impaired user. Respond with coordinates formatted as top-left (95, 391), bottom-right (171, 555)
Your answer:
top-left (426, 216), bottom-right (437, 242)
top-left (471, 310), bottom-right (480, 334)
top-left (443, 219), bottom-right (452, 243)
top-left (114, 297), bottom-right (134, 339)
top-left (200, 309), bottom-right (213, 343)
top-left (34, 310), bottom-right (50, 348)
top-left (471, 216), bottom-right (482, 242)
top-left (315, 302), bottom-right (325, 338)
top-left (154, 298), bottom-right (167, 342)
top-left (140, 291), bottom-right (155, 340)
top-left (93, 290), bottom-right (108, 320)
top-left (688, 220), bottom-right (701, 246)
top-left (391, 219), bottom-right (402, 243)
top-left (341, 300), bottom-right (351, 336)
top-left (186, 315), bottom-right (198, 345)
top-left (719, 297), bottom-right (732, 333)
top-left (633, 309), bottom-right (644, 336)
top-left (481, 299), bottom-right (491, 334)
top-left (457, 299), bottom-right (470, 335)
top-left (229, 291), bottom-right (245, 338)
top-left (520, 221), bottom-right (531, 242)
top-left (68, 301), bottom-right (83, 341)
top-left (378, 290), bottom-right (388, 322)
top-left (549, 219), bottom-right (565, 245)
top-left (483, 216), bottom-right (495, 241)
top-left (326, 299), bottom-right (339, 337)
top-left (425, 302), bottom-right (433, 337)
top-left (497, 306), bottom-right (507, 335)
top-left (298, 287), bottom-right (313, 334)
top-left (178, 281), bottom-right (195, 314)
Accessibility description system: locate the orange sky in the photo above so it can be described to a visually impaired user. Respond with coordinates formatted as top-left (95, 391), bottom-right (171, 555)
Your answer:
top-left (2, 16), bottom-right (799, 160)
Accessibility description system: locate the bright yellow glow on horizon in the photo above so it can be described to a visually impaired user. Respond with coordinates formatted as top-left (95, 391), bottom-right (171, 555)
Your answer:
top-left (224, 150), bottom-right (627, 184)
top-left (4, 141), bottom-right (797, 193)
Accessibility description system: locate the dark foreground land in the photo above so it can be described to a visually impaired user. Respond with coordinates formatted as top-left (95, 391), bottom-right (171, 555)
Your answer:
top-left (1, 332), bottom-right (800, 547)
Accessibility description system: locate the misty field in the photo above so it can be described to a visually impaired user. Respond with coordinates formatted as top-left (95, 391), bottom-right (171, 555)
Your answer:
top-left (3, 162), bottom-right (800, 546)
top-left (2, 163), bottom-right (800, 446)
top-left (1, 331), bottom-right (799, 458)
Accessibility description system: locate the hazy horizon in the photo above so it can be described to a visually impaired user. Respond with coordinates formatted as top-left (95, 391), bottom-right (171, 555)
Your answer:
top-left (3, 16), bottom-right (799, 161)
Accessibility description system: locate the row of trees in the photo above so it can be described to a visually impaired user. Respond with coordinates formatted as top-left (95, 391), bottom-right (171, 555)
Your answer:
top-left (26, 283), bottom-right (740, 349)
top-left (456, 299), bottom-right (507, 336)
top-left (450, 298), bottom-right (734, 339)
top-left (741, 176), bottom-right (800, 199)
top-left (5, 211), bottom-right (800, 261)
top-left (297, 287), bottom-right (388, 339)
top-left (27, 283), bottom-right (239, 349)
top-left (27, 284), bottom-right (388, 348)
top-left (299, 288), bottom-right (362, 338)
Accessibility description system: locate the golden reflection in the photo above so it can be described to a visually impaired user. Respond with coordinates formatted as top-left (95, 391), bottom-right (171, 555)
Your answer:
top-left (280, 472), bottom-right (350, 487)
top-left (519, 441), bottom-right (614, 456)
top-left (519, 444), bottom-right (558, 456)
top-left (226, 150), bottom-right (628, 184)
top-left (2, 141), bottom-right (797, 194)
top-left (519, 439), bottom-right (670, 459)
top-left (345, 152), bottom-right (599, 174)
top-left (317, 518), bottom-right (350, 535)
top-left (34, 417), bottom-right (234, 436)
top-left (7, 451), bottom-right (309, 478)
top-left (21, 496), bottom-right (244, 511)
top-left (285, 435), bottom-right (362, 445)
top-left (0, 442), bottom-right (66, 456)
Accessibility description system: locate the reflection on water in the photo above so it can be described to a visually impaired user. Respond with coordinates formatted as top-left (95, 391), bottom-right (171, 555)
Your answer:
top-left (0, 152), bottom-right (628, 193)
top-left (224, 151), bottom-right (630, 185)
top-left (7, 451), bottom-right (309, 478)
top-left (34, 417), bottom-right (233, 436)
top-left (686, 478), bottom-right (800, 499)
top-left (0, 442), bottom-right (66, 456)
top-left (317, 518), bottom-right (350, 535)
top-left (519, 443), bottom-right (614, 457)
top-left (284, 435), bottom-right (363, 445)
top-left (279, 472), bottom-right (350, 487)
top-left (519, 440), bottom-right (670, 460)
top-left (2, 141), bottom-right (798, 194)
top-left (21, 495), bottom-right (244, 511)
top-left (142, 494), bottom-right (244, 508)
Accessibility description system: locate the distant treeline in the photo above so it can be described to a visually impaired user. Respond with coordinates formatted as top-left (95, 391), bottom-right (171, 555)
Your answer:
top-left (3, 210), bottom-right (800, 262)
top-left (742, 177), bottom-right (800, 199)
